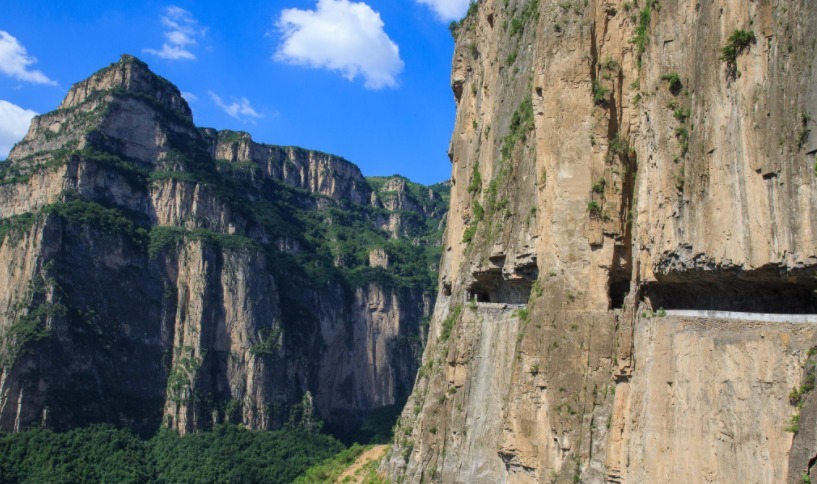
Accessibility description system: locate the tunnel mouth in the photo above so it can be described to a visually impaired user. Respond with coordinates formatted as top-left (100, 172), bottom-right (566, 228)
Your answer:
top-left (642, 271), bottom-right (817, 314)
top-left (609, 280), bottom-right (630, 309)
top-left (467, 266), bottom-right (538, 305)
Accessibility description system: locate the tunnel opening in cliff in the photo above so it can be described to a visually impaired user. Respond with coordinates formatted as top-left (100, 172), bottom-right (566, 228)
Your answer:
top-left (609, 280), bottom-right (630, 309)
top-left (609, 242), bottom-right (633, 309)
top-left (467, 266), bottom-right (538, 305)
top-left (642, 276), bottom-right (817, 314)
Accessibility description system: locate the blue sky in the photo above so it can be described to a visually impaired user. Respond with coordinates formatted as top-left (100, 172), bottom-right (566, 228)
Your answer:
top-left (0, 0), bottom-right (471, 185)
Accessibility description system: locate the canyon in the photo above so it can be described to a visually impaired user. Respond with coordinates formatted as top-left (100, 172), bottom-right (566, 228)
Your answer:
top-left (0, 54), bottom-right (448, 439)
top-left (1, 0), bottom-right (816, 482)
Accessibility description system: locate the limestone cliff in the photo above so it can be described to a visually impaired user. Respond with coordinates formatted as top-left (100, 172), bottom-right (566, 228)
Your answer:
top-left (386, 0), bottom-right (817, 482)
top-left (0, 55), bottom-right (449, 437)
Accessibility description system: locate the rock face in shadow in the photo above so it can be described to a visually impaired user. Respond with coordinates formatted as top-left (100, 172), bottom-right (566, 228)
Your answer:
top-left (0, 55), bottom-right (449, 436)
top-left (385, 1), bottom-right (817, 482)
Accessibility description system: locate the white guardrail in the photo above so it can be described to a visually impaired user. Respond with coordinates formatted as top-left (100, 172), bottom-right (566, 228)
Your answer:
top-left (664, 310), bottom-right (817, 324)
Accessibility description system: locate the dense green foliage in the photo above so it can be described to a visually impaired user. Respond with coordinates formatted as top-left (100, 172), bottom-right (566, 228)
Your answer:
top-left (591, 178), bottom-right (606, 194)
top-left (307, 203), bottom-right (438, 291)
top-left (720, 30), bottom-right (756, 65)
top-left (0, 149), bottom-right (73, 186)
top-left (364, 175), bottom-right (449, 291)
top-left (44, 199), bottom-right (149, 248)
top-left (587, 200), bottom-right (603, 219)
top-left (632, 2), bottom-right (657, 67)
top-left (249, 326), bottom-right (282, 356)
top-left (0, 425), bottom-right (153, 483)
top-left (77, 148), bottom-right (150, 188)
top-left (151, 425), bottom-right (343, 482)
top-left (142, 131), bottom-right (446, 294)
top-left (462, 223), bottom-right (477, 243)
top-left (592, 81), bottom-right (610, 105)
top-left (148, 226), bottom-right (259, 258)
top-left (472, 199), bottom-right (485, 222)
top-left (673, 106), bottom-right (690, 123)
top-left (720, 29), bottom-right (757, 80)
top-left (0, 425), bottom-right (345, 483)
top-left (660, 72), bottom-right (683, 95)
top-left (1, 82), bottom-right (447, 295)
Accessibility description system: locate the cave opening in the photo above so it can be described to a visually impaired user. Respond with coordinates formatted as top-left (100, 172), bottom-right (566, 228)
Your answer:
top-left (642, 277), bottom-right (817, 314)
top-left (467, 265), bottom-right (538, 305)
top-left (608, 243), bottom-right (633, 310)
top-left (609, 280), bottom-right (630, 309)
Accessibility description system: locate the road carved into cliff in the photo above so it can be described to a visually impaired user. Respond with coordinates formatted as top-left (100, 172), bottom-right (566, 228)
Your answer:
top-left (664, 310), bottom-right (817, 323)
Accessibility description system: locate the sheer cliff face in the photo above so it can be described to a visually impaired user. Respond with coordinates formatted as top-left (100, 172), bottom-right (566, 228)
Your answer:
top-left (387, 0), bottom-right (817, 482)
top-left (0, 55), bottom-right (447, 436)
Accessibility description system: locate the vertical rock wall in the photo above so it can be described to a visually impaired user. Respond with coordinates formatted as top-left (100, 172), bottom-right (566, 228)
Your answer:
top-left (387, 0), bottom-right (817, 482)
top-left (0, 55), bottom-right (445, 437)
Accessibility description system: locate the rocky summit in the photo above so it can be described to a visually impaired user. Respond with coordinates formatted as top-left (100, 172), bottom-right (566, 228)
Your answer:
top-left (0, 54), bottom-right (449, 439)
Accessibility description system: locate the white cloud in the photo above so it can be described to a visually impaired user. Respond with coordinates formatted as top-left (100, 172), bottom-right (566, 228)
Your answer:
top-left (0, 31), bottom-right (56, 85)
top-left (274, 0), bottom-right (404, 89)
top-left (208, 91), bottom-right (262, 122)
top-left (415, 0), bottom-right (471, 21)
top-left (0, 100), bottom-right (36, 159)
top-left (143, 6), bottom-right (205, 61)
top-left (181, 91), bottom-right (198, 102)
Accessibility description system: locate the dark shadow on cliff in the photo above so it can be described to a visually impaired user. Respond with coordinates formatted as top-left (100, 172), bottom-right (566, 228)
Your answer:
top-left (322, 396), bottom-right (408, 446)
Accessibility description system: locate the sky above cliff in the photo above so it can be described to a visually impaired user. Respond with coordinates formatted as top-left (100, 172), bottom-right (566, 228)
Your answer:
top-left (0, 0), bottom-right (471, 184)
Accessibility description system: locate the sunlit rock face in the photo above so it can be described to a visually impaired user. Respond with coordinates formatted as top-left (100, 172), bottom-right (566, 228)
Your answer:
top-left (0, 54), bottom-right (449, 438)
top-left (384, 1), bottom-right (817, 482)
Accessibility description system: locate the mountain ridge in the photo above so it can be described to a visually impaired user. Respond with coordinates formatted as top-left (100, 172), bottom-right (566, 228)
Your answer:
top-left (0, 53), bottom-right (447, 439)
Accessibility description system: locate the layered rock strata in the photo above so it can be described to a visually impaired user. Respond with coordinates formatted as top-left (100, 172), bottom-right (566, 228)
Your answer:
top-left (386, 0), bottom-right (817, 482)
top-left (0, 55), bottom-right (448, 436)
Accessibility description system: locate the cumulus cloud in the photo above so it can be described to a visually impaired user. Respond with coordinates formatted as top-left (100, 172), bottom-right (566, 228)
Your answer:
top-left (0, 100), bottom-right (36, 159)
top-left (0, 31), bottom-right (56, 85)
top-left (415, 0), bottom-right (471, 22)
top-left (274, 0), bottom-right (404, 89)
top-left (143, 6), bottom-right (205, 61)
top-left (208, 91), bottom-right (262, 122)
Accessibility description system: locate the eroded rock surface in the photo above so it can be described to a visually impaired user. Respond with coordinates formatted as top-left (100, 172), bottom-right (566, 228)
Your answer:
top-left (386, 0), bottom-right (817, 482)
top-left (0, 55), bottom-right (448, 437)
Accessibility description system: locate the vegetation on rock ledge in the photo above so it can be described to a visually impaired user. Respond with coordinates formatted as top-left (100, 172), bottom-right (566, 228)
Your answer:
top-left (720, 30), bottom-right (756, 79)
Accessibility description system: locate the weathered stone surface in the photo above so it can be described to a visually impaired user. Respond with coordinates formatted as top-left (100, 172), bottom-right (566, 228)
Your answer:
top-left (0, 55), bottom-right (447, 437)
top-left (386, 0), bottom-right (817, 482)
top-left (609, 316), bottom-right (816, 484)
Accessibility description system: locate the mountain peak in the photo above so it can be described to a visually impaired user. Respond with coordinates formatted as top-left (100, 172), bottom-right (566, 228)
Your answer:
top-left (58, 54), bottom-right (192, 123)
